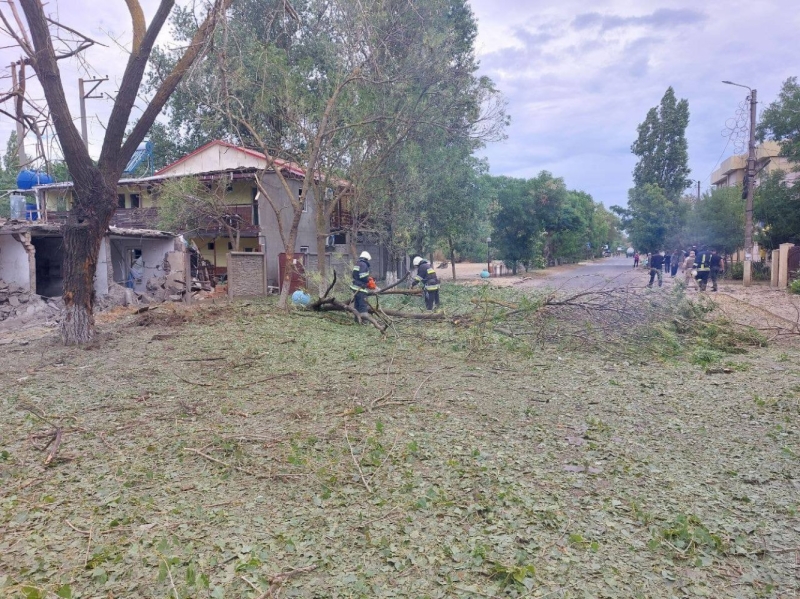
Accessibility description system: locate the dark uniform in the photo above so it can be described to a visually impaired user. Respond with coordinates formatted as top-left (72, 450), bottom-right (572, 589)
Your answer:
top-left (709, 251), bottom-right (723, 292)
top-left (648, 253), bottom-right (665, 287)
top-left (350, 257), bottom-right (371, 316)
top-left (694, 249), bottom-right (713, 291)
top-left (412, 260), bottom-right (441, 310)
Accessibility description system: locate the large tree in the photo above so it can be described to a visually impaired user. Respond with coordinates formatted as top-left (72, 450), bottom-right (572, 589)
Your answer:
top-left (631, 87), bottom-right (691, 201)
top-left (757, 77), bottom-right (800, 164)
top-left (684, 186), bottom-right (745, 255)
top-left (754, 170), bottom-right (800, 248)
top-left (2, 0), bottom-right (233, 344)
top-left (150, 0), bottom-right (506, 303)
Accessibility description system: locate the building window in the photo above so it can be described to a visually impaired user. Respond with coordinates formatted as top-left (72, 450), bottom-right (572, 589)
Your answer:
top-left (207, 242), bottom-right (215, 250)
top-left (130, 193), bottom-right (140, 208)
top-left (117, 194), bottom-right (126, 209)
top-left (299, 246), bottom-right (309, 254)
top-left (299, 188), bottom-right (308, 212)
top-left (244, 247), bottom-right (253, 252)
top-left (228, 242), bottom-right (233, 250)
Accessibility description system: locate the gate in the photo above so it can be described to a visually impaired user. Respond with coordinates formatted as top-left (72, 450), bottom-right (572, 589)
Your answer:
top-left (787, 246), bottom-right (800, 279)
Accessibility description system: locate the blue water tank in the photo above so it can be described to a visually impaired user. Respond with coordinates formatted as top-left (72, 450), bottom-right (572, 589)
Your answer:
top-left (25, 203), bottom-right (38, 221)
top-left (16, 169), bottom-right (54, 190)
top-left (480, 270), bottom-right (491, 279)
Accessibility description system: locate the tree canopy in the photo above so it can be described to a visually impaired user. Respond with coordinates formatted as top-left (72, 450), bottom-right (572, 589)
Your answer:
top-left (757, 77), bottom-right (800, 164)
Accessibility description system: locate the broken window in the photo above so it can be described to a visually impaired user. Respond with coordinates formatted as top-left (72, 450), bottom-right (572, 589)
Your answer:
top-left (130, 193), bottom-right (140, 209)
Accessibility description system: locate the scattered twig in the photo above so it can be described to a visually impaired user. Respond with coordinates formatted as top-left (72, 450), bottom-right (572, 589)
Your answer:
top-left (184, 447), bottom-right (258, 477)
top-left (178, 356), bottom-right (226, 362)
top-left (161, 555), bottom-right (179, 599)
top-left (65, 519), bottom-right (91, 536)
top-left (176, 375), bottom-right (212, 387)
top-left (256, 564), bottom-right (319, 599)
top-left (43, 427), bottom-right (63, 466)
top-left (344, 428), bottom-right (372, 494)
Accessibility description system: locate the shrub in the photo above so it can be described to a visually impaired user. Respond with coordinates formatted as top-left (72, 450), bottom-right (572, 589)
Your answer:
top-left (790, 278), bottom-right (800, 295)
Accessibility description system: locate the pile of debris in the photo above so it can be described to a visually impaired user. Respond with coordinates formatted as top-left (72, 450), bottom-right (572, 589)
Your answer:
top-left (0, 279), bottom-right (63, 324)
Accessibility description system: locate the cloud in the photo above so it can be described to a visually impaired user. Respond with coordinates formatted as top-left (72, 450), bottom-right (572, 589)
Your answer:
top-left (572, 8), bottom-right (707, 32)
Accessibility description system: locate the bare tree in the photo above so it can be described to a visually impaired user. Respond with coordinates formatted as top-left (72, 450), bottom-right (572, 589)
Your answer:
top-left (0, 0), bottom-right (233, 343)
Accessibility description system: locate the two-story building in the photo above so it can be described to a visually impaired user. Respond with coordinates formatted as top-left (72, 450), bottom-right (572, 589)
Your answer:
top-left (711, 141), bottom-right (797, 188)
top-left (33, 140), bottom-right (386, 290)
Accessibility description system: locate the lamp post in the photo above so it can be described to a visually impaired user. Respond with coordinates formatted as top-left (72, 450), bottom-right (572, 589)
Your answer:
top-left (486, 236), bottom-right (491, 274)
top-left (722, 80), bottom-right (757, 286)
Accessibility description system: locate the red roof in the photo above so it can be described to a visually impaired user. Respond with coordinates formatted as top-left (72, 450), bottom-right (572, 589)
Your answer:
top-left (155, 139), bottom-right (306, 178)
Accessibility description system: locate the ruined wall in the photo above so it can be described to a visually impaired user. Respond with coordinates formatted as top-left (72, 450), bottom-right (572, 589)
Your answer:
top-left (0, 234), bottom-right (31, 290)
top-left (227, 252), bottom-right (266, 297)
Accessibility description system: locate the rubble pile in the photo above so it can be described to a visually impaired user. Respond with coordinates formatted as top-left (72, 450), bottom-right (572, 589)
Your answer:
top-left (0, 279), bottom-right (63, 323)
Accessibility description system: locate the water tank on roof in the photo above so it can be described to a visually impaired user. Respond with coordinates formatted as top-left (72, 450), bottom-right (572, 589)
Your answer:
top-left (16, 169), bottom-right (54, 190)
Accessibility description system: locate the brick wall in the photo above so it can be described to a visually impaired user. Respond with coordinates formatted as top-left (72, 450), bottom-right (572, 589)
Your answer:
top-left (227, 252), bottom-right (266, 297)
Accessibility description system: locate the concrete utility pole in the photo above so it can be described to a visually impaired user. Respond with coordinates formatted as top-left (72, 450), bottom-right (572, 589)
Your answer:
top-left (10, 62), bottom-right (28, 167)
top-left (696, 180), bottom-right (701, 203)
top-left (723, 81), bottom-right (757, 286)
top-left (78, 77), bottom-right (108, 149)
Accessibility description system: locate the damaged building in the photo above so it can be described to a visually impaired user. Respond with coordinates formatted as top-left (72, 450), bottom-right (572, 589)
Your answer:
top-left (0, 220), bottom-right (188, 321)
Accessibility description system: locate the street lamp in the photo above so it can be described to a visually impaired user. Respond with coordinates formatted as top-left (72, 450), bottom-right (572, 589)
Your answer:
top-left (722, 80), bottom-right (757, 286)
top-left (486, 236), bottom-right (492, 274)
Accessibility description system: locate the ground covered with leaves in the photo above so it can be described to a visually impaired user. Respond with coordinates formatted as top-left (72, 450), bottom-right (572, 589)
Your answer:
top-left (1, 285), bottom-right (798, 598)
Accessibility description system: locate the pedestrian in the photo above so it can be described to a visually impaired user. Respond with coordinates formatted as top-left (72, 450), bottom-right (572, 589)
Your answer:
top-left (670, 249), bottom-right (682, 277)
top-left (709, 249), bottom-right (724, 292)
top-left (664, 251), bottom-right (672, 276)
top-left (682, 251), bottom-right (696, 289)
top-left (350, 251), bottom-right (373, 321)
top-left (647, 251), bottom-right (665, 287)
top-left (633, 252), bottom-right (640, 268)
top-left (411, 256), bottom-right (441, 311)
top-left (694, 247), bottom-right (713, 291)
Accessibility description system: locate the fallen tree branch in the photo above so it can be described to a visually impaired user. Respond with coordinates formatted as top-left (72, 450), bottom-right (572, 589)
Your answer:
top-left (43, 427), bottom-right (63, 466)
top-left (256, 564), bottom-right (319, 599)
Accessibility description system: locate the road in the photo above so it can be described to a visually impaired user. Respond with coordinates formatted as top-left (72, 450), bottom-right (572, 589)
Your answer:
top-left (444, 257), bottom-right (683, 291)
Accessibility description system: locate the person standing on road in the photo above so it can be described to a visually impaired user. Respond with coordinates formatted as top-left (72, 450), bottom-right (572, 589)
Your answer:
top-left (670, 249), bottom-right (682, 277)
top-left (682, 251), bottom-right (697, 289)
top-left (411, 256), bottom-right (441, 311)
top-left (664, 251), bottom-right (672, 277)
top-left (350, 251), bottom-right (373, 320)
top-left (648, 251), bottom-right (665, 287)
top-left (694, 247), bottom-right (713, 291)
top-left (709, 249), bottom-right (724, 292)
top-left (633, 252), bottom-right (640, 268)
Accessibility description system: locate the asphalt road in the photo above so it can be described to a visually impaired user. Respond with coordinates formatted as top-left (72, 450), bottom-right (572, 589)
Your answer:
top-left (516, 256), bottom-right (678, 291)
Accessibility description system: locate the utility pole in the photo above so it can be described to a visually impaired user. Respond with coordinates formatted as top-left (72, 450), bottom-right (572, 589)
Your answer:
top-left (743, 89), bottom-right (757, 287)
top-left (696, 180), bottom-right (701, 203)
top-left (78, 77), bottom-right (108, 149)
top-left (722, 81), bottom-right (757, 287)
top-left (10, 61), bottom-right (28, 167)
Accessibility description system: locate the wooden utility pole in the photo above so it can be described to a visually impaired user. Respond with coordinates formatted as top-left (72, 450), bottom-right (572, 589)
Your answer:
top-left (743, 89), bottom-right (757, 287)
top-left (78, 77), bottom-right (107, 149)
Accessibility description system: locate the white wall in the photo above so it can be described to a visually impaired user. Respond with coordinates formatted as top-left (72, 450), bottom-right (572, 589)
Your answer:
top-left (0, 234), bottom-right (31, 289)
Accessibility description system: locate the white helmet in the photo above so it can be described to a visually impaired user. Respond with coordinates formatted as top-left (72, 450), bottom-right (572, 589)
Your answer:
top-left (359, 251), bottom-right (371, 261)
top-left (412, 256), bottom-right (423, 266)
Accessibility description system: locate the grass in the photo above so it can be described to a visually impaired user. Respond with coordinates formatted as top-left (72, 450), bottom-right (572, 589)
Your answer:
top-left (0, 288), bottom-right (798, 598)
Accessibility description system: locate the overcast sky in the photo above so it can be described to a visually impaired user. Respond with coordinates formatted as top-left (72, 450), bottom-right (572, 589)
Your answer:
top-left (468, 0), bottom-right (798, 206)
top-left (2, 0), bottom-right (797, 207)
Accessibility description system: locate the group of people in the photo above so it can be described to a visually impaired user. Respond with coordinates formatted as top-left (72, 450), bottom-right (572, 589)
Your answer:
top-left (349, 252), bottom-right (441, 321)
top-left (636, 247), bottom-right (725, 291)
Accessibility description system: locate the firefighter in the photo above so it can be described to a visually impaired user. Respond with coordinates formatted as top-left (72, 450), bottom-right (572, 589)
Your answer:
top-left (411, 256), bottom-right (441, 311)
top-left (694, 247), bottom-right (713, 291)
top-left (350, 251), bottom-right (372, 320)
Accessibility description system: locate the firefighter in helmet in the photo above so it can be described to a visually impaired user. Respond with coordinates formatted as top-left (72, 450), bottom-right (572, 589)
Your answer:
top-left (411, 256), bottom-right (441, 311)
top-left (350, 251), bottom-right (373, 320)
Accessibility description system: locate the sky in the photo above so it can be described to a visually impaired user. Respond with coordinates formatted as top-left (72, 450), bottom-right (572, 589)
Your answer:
top-left (467, 0), bottom-right (798, 206)
top-left (1, 0), bottom-right (798, 207)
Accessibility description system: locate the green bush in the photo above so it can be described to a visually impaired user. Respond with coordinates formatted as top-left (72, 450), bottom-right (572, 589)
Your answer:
top-left (725, 262), bottom-right (770, 281)
top-left (790, 278), bottom-right (800, 295)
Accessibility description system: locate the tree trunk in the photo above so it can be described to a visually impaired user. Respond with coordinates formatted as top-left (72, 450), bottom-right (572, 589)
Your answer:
top-left (277, 211), bottom-right (303, 309)
top-left (60, 179), bottom-right (115, 345)
top-left (449, 235), bottom-right (456, 281)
